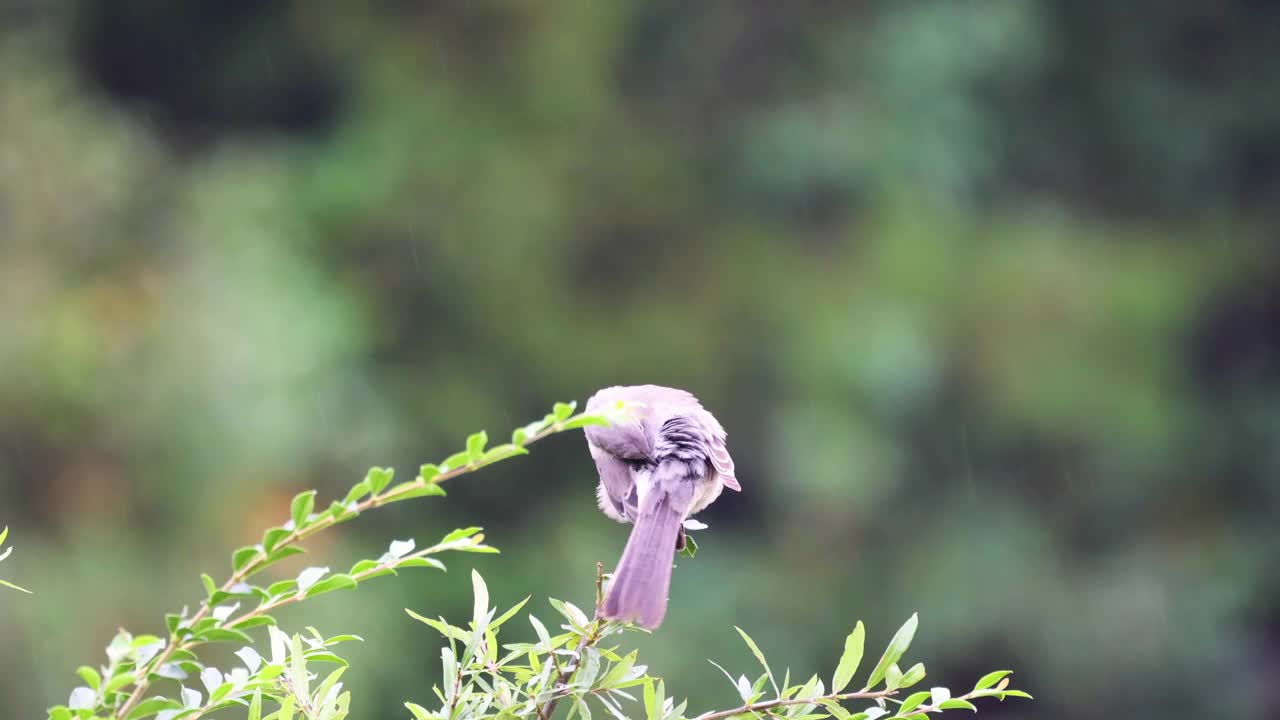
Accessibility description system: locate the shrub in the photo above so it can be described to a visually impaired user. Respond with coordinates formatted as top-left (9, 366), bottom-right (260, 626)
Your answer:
top-left (40, 401), bottom-right (1029, 720)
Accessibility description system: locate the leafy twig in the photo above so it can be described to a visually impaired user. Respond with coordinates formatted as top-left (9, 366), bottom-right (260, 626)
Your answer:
top-left (114, 406), bottom-right (603, 720)
top-left (694, 689), bottom-right (899, 720)
top-left (538, 564), bottom-right (608, 720)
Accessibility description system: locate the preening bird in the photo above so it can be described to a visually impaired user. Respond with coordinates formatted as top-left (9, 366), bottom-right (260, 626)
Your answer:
top-left (584, 385), bottom-right (740, 629)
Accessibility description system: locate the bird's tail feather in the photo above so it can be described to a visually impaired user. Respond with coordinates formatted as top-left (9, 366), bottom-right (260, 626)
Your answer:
top-left (603, 490), bottom-right (683, 629)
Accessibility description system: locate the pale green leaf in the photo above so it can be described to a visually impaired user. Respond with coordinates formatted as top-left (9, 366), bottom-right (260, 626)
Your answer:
top-left (972, 670), bottom-right (1012, 691)
top-left (365, 467), bottom-right (395, 495)
top-left (472, 569), bottom-right (490, 632)
top-left (864, 614), bottom-right (918, 690)
top-left (467, 431), bottom-right (489, 462)
top-left (290, 490), bottom-right (316, 529)
top-left (831, 621), bottom-right (864, 693)
top-left (735, 627), bottom-right (778, 694)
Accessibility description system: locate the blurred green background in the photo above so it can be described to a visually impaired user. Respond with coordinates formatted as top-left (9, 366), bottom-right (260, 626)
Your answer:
top-left (2, 1), bottom-right (1279, 718)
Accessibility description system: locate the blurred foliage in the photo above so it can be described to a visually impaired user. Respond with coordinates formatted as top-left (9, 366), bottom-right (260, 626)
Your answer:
top-left (1, 1), bottom-right (1278, 719)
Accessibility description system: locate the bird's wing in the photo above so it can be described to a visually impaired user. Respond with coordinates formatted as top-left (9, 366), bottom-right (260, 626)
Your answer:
top-left (585, 389), bottom-right (655, 522)
top-left (590, 443), bottom-right (638, 522)
top-left (707, 432), bottom-right (740, 491)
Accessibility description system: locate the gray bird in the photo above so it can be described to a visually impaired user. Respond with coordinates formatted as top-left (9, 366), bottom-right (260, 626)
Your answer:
top-left (584, 385), bottom-right (740, 629)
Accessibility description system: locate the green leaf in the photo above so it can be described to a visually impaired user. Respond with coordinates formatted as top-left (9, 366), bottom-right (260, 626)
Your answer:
top-left (440, 646), bottom-right (457, 703)
top-left (397, 557), bottom-right (446, 572)
top-left (549, 598), bottom-right (590, 629)
top-left (553, 401), bottom-right (577, 421)
top-left (247, 690), bottom-right (262, 720)
top-left (735, 627), bottom-right (778, 694)
top-left (188, 617), bottom-right (218, 634)
top-left (302, 652), bottom-right (347, 666)
top-left (417, 464), bottom-right (441, 483)
top-left (232, 546), bottom-right (261, 572)
top-left (467, 431), bottom-right (489, 462)
top-left (342, 481), bottom-right (371, 506)
top-left (972, 670), bottom-right (1012, 691)
top-left (75, 666), bottom-right (101, 690)
top-left (257, 546), bottom-right (306, 572)
top-left (885, 663), bottom-right (903, 690)
top-left (1000, 690), bottom-right (1033, 700)
top-left (365, 467), bottom-right (395, 495)
top-left (491, 596), bottom-right (531, 630)
top-left (0, 578), bottom-right (31, 593)
top-left (451, 541), bottom-right (499, 554)
top-left (938, 699), bottom-right (977, 712)
top-left (262, 528), bottom-right (291, 553)
top-left (103, 673), bottom-right (137, 695)
top-left (229, 615), bottom-right (277, 630)
top-left (600, 650), bottom-right (638, 689)
top-left (267, 579), bottom-right (299, 597)
top-left (529, 614), bottom-right (552, 649)
top-left (201, 574), bottom-right (217, 598)
top-left (898, 691), bottom-right (930, 715)
top-left (480, 443), bottom-right (529, 464)
top-left (816, 700), bottom-right (850, 720)
top-left (0, 526), bottom-right (7, 545)
top-left (899, 663), bottom-right (926, 688)
top-left (831, 621), bottom-right (865, 693)
top-left (327, 499), bottom-right (354, 520)
top-left (290, 490), bottom-right (317, 529)
top-left (304, 573), bottom-right (358, 598)
top-left (312, 667), bottom-right (346, 715)
top-left (442, 450), bottom-right (472, 472)
top-left (678, 534), bottom-right (698, 558)
top-left (209, 681), bottom-right (235, 705)
top-left (198, 628), bottom-right (254, 643)
top-left (575, 647), bottom-right (603, 691)
top-left (126, 696), bottom-right (183, 719)
top-left (472, 569), bottom-right (490, 632)
top-left (405, 702), bottom-right (432, 720)
top-left (407, 609), bottom-right (471, 642)
top-left (385, 481), bottom-right (446, 501)
top-left (707, 659), bottom-right (738, 693)
top-left (441, 527), bottom-right (482, 544)
top-left (560, 414), bottom-right (610, 430)
top-left (131, 634), bottom-right (162, 648)
top-left (864, 613), bottom-right (918, 690)
top-left (290, 634), bottom-right (309, 699)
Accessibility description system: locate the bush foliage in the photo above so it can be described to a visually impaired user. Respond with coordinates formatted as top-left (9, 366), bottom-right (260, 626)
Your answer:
top-left (43, 402), bottom-right (1027, 720)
